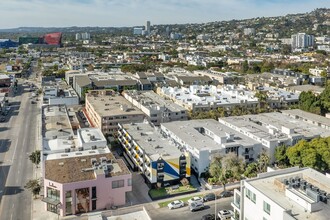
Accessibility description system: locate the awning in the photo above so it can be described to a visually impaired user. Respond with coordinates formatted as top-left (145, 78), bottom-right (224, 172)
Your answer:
top-left (42, 197), bottom-right (61, 206)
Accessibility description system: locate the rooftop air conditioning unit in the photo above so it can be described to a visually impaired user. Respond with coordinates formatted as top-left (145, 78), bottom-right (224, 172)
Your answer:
top-left (65, 148), bottom-right (70, 153)
top-left (91, 158), bottom-right (97, 166)
top-left (92, 145), bottom-right (97, 150)
top-left (78, 147), bottom-right (84, 151)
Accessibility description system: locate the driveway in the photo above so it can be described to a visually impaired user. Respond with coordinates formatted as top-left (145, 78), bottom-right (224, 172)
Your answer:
top-left (126, 172), bottom-right (152, 206)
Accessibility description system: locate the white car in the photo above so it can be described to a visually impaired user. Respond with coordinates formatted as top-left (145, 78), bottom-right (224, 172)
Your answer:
top-left (218, 209), bottom-right (234, 220)
top-left (188, 196), bottom-right (203, 205)
top-left (167, 200), bottom-right (185, 209)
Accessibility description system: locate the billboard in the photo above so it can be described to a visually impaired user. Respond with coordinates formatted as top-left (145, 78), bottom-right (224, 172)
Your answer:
top-left (75, 188), bottom-right (90, 213)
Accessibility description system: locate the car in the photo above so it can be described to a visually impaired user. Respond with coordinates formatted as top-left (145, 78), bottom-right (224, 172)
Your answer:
top-left (5, 107), bottom-right (10, 111)
top-left (219, 191), bottom-right (232, 198)
top-left (0, 117), bottom-right (5, 122)
top-left (201, 214), bottom-right (217, 220)
top-left (218, 210), bottom-right (234, 220)
top-left (189, 202), bottom-right (204, 212)
top-left (203, 193), bottom-right (216, 202)
top-left (167, 200), bottom-right (184, 210)
top-left (188, 196), bottom-right (204, 205)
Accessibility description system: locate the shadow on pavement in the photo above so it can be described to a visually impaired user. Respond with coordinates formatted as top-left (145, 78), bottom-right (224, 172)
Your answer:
top-left (0, 139), bottom-right (11, 153)
top-left (2, 186), bottom-right (24, 196)
top-left (0, 127), bottom-right (9, 132)
top-left (0, 164), bottom-right (10, 203)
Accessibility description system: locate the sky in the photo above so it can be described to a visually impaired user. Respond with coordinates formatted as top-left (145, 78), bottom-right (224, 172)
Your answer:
top-left (0, 0), bottom-right (330, 28)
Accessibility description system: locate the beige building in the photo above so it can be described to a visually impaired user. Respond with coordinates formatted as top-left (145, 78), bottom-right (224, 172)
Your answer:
top-left (85, 90), bottom-right (145, 136)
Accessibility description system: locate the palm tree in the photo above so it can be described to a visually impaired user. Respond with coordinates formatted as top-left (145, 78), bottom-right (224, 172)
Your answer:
top-left (24, 179), bottom-right (41, 199)
top-left (29, 150), bottom-right (41, 168)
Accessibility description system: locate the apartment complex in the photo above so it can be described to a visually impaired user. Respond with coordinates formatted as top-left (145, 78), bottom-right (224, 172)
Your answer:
top-left (117, 122), bottom-right (190, 187)
top-left (122, 90), bottom-right (188, 126)
top-left (160, 119), bottom-right (262, 177)
top-left (232, 167), bottom-right (330, 220)
top-left (218, 112), bottom-right (330, 162)
top-left (158, 85), bottom-right (259, 112)
top-left (85, 90), bottom-right (145, 135)
top-left (291, 33), bottom-right (315, 50)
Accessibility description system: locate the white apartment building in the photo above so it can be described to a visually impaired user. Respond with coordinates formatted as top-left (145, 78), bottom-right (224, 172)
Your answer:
top-left (218, 112), bottom-right (330, 162)
top-left (232, 167), bottom-right (330, 220)
top-left (117, 122), bottom-right (191, 187)
top-left (158, 85), bottom-right (259, 112)
top-left (291, 33), bottom-right (315, 50)
top-left (122, 90), bottom-right (188, 126)
top-left (160, 119), bottom-right (262, 177)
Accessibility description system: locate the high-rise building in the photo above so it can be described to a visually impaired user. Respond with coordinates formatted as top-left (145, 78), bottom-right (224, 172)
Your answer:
top-left (133, 27), bottom-right (143, 35)
top-left (75, 33), bottom-right (81, 40)
top-left (244, 28), bottom-right (256, 35)
top-left (146, 21), bottom-right (151, 35)
top-left (81, 32), bottom-right (90, 40)
top-left (291, 33), bottom-right (315, 50)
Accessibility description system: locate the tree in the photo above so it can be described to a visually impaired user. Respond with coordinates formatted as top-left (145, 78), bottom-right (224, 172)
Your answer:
top-left (243, 162), bottom-right (258, 178)
top-left (274, 145), bottom-right (289, 167)
top-left (257, 151), bottom-right (270, 173)
top-left (320, 85), bottom-right (330, 113)
top-left (29, 150), bottom-right (41, 167)
top-left (209, 153), bottom-right (245, 190)
top-left (24, 179), bottom-right (41, 199)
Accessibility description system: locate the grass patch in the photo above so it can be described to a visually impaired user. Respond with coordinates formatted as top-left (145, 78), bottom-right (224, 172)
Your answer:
top-left (149, 184), bottom-right (196, 200)
top-left (158, 194), bottom-right (203, 208)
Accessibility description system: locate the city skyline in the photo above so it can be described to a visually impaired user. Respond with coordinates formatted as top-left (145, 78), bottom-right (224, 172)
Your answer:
top-left (0, 0), bottom-right (329, 28)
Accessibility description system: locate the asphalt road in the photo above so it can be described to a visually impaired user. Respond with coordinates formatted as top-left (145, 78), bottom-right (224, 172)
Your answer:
top-left (0, 81), bottom-right (39, 220)
top-left (147, 197), bottom-right (233, 220)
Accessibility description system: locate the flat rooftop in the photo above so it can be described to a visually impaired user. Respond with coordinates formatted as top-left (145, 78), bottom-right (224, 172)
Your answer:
top-left (220, 112), bottom-right (330, 141)
top-left (78, 128), bottom-right (107, 145)
top-left (161, 119), bottom-right (259, 151)
top-left (86, 91), bottom-right (144, 117)
top-left (160, 85), bottom-right (258, 107)
top-left (122, 122), bottom-right (183, 161)
top-left (43, 105), bottom-right (74, 139)
top-left (248, 168), bottom-right (330, 220)
top-left (123, 90), bottom-right (187, 113)
top-left (45, 150), bottom-right (130, 183)
top-left (282, 109), bottom-right (330, 128)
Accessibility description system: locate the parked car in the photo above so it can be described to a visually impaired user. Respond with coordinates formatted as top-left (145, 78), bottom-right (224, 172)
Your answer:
top-left (218, 210), bottom-right (234, 220)
top-left (189, 202), bottom-right (205, 212)
top-left (201, 214), bottom-right (217, 220)
top-left (203, 193), bottom-right (216, 202)
top-left (219, 191), bottom-right (232, 198)
top-left (0, 117), bottom-right (5, 122)
top-left (188, 196), bottom-right (203, 205)
top-left (167, 200), bottom-right (184, 210)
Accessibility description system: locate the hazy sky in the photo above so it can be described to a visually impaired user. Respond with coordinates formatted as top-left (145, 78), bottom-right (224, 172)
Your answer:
top-left (1, 0), bottom-right (329, 28)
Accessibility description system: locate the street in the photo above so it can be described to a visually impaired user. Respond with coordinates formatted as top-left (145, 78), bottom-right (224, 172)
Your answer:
top-left (147, 197), bottom-right (233, 220)
top-left (0, 80), bottom-right (39, 220)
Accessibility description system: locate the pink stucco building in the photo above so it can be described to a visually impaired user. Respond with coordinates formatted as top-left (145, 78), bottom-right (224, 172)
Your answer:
top-left (42, 150), bottom-right (132, 216)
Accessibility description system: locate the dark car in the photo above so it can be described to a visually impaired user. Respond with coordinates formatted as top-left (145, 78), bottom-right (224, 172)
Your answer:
top-left (219, 191), bottom-right (232, 198)
top-left (201, 214), bottom-right (216, 220)
top-left (0, 117), bottom-right (5, 122)
top-left (203, 193), bottom-right (216, 202)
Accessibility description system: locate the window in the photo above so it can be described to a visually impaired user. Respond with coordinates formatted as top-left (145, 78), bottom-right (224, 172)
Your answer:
top-left (112, 180), bottom-right (125, 189)
top-left (47, 187), bottom-right (60, 200)
top-left (263, 201), bottom-right (271, 214)
top-left (66, 190), bottom-right (71, 198)
top-left (92, 200), bottom-right (97, 210)
top-left (128, 178), bottom-right (132, 186)
top-left (92, 187), bottom-right (96, 199)
top-left (246, 188), bottom-right (256, 203)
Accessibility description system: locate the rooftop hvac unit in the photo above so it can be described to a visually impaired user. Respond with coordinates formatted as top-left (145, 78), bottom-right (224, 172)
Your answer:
top-left (92, 145), bottom-right (97, 150)
top-left (91, 158), bottom-right (97, 165)
top-left (53, 135), bottom-right (57, 139)
top-left (100, 157), bottom-right (107, 163)
top-left (78, 147), bottom-right (84, 151)
top-left (65, 148), bottom-right (70, 153)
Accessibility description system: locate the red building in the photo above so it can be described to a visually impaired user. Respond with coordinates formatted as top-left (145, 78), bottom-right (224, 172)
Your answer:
top-left (43, 32), bottom-right (62, 45)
